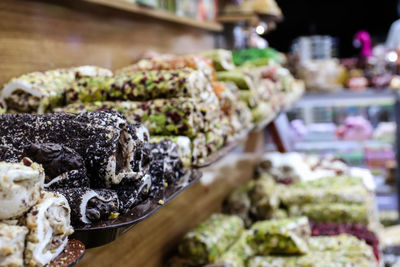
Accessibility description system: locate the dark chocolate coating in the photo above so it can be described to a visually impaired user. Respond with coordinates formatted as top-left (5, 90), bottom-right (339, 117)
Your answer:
top-left (45, 168), bottom-right (90, 189)
top-left (53, 187), bottom-right (119, 225)
top-left (0, 111), bottom-right (143, 187)
top-left (24, 143), bottom-right (84, 178)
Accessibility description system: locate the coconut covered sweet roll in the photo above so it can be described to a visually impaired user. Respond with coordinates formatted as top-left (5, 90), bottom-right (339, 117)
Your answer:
top-left (25, 191), bottom-right (74, 266)
top-left (0, 66), bottom-right (112, 113)
top-left (0, 223), bottom-right (28, 267)
top-left (0, 111), bottom-right (148, 187)
top-left (0, 159), bottom-right (44, 220)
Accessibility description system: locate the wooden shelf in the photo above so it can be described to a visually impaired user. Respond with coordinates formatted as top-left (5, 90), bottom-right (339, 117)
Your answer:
top-left (83, 0), bottom-right (223, 32)
top-left (218, 12), bottom-right (283, 25)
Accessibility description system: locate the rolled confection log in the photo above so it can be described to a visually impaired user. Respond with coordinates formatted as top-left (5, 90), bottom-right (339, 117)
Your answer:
top-left (25, 191), bottom-right (74, 266)
top-left (150, 136), bottom-right (192, 167)
top-left (200, 49), bottom-right (236, 71)
top-left (0, 66), bottom-right (112, 113)
top-left (216, 70), bottom-right (256, 90)
top-left (57, 99), bottom-right (216, 138)
top-left (65, 68), bottom-right (218, 104)
top-left (0, 223), bottom-right (28, 267)
top-left (0, 111), bottom-right (147, 187)
top-left (178, 214), bottom-right (244, 265)
top-left (54, 188), bottom-right (119, 225)
top-left (116, 55), bottom-right (215, 81)
top-left (113, 174), bottom-right (152, 214)
top-left (44, 168), bottom-right (90, 189)
top-left (23, 143), bottom-right (85, 179)
top-left (223, 183), bottom-right (253, 227)
top-left (288, 203), bottom-right (369, 224)
top-left (248, 175), bottom-right (280, 221)
top-left (213, 231), bottom-right (254, 267)
top-left (191, 133), bottom-right (208, 165)
top-left (205, 129), bottom-right (226, 155)
top-left (146, 140), bottom-right (184, 199)
top-left (0, 159), bottom-right (44, 220)
top-left (247, 217), bottom-right (311, 255)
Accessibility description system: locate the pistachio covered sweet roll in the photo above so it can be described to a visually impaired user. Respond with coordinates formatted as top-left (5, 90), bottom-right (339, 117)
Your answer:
top-left (249, 174), bottom-right (280, 221)
top-left (178, 214), bottom-right (244, 265)
top-left (65, 68), bottom-right (218, 104)
top-left (117, 55), bottom-right (215, 81)
top-left (150, 136), bottom-right (192, 167)
top-left (247, 217), bottom-right (311, 255)
top-left (288, 203), bottom-right (369, 224)
top-left (213, 231), bottom-right (254, 267)
top-left (57, 99), bottom-right (212, 138)
top-left (0, 223), bottom-right (28, 267)
top-left (0, 111), bottom-right (148, 187)
top-left (200, 49), bottom-right (236, 71)
top-left (223, 183), bottom-right (253, 227)
top-left (25, 191), bottom-right (74, 266)
top-left (53, 188), bottom-right (119, 225)
top-left (1, 66), bottom-right (112, 113)
top-left (191, 133), bottom-right (208, 165)
top-left (0, 159), bottom-right (44, 220)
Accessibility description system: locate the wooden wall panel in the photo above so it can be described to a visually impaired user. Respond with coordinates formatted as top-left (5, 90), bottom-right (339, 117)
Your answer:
top-left (0, 0), bottom-right (215, 84)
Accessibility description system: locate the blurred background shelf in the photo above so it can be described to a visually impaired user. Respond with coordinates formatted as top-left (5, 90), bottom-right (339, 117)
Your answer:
top-left (83, 0), bottom-right (223, 32)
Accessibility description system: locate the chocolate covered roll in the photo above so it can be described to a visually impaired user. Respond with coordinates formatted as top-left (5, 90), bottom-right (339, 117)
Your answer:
top-left (0, 159), bottom-right (44, 220)
top-left (54, 188), bottom-right (119, 224)
top-left (24, 143), bottom-right (90, 188)
top-left (0, 111), bottom-right (147, 187)
top-left (25, 191), bottom-right (74, 266)
top-left (150, 136), bottom-right (192, 167)
top-left (0, 223), bottom-right (28, 267)
top-left (0, 66), bottom-right (112, 113)
top-left (146, 140), bottom-right (184, 199)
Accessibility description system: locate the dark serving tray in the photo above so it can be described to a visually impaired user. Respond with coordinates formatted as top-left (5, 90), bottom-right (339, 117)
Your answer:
top-left (48, 239), bottom-right (85, 267)
top-left (72, 170), bottom-right (202, 248)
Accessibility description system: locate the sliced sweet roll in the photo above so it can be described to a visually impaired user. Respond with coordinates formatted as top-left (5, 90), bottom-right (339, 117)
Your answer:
top-left (25, 191), bottom-right (74, 266)
top-left (0, 159), bottom-right (44, 220)
top-left (0, 223), bottom-right (28, 267)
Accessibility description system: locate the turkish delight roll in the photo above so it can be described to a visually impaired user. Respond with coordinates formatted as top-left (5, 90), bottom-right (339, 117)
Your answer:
top-left (150, 136), bottom-right (192, 167)
top-left (191, 134), bottom-right (208, 165)
top-left (1, 66), bottom-right (112, 113)
top-left (0, 111), bottom-right (147, 187)
top-left (0, 223), bottom-right (28, 267)
top-left (178, 214), bottom-right (244, 265)
top-left (216, 70), bottom-right (256, 90)
top-left (214, 231), bottom-right (254, 267)
top-left (200, 49), bottom-right (236, 71)
top-left (223, 183), bottom-right (253, 227)
top-left (24, 143), bottom-right (90, 188)
top-left (65, 68), bottom-right (218, 104)
top-left (54, 188), bottom-right (119, 225)
top-left (57, 100), bottom-right (211, 138)
top-left (247, 217), bottom-right (311, 255)
top-left (288, 203), bottom-right (369, 224)
top-left (25, 191), bottom-right (74, 266)
top-left (0, 159), bottom-right (44, 220)
top-left (117, 55), bottom-right (215, 82)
